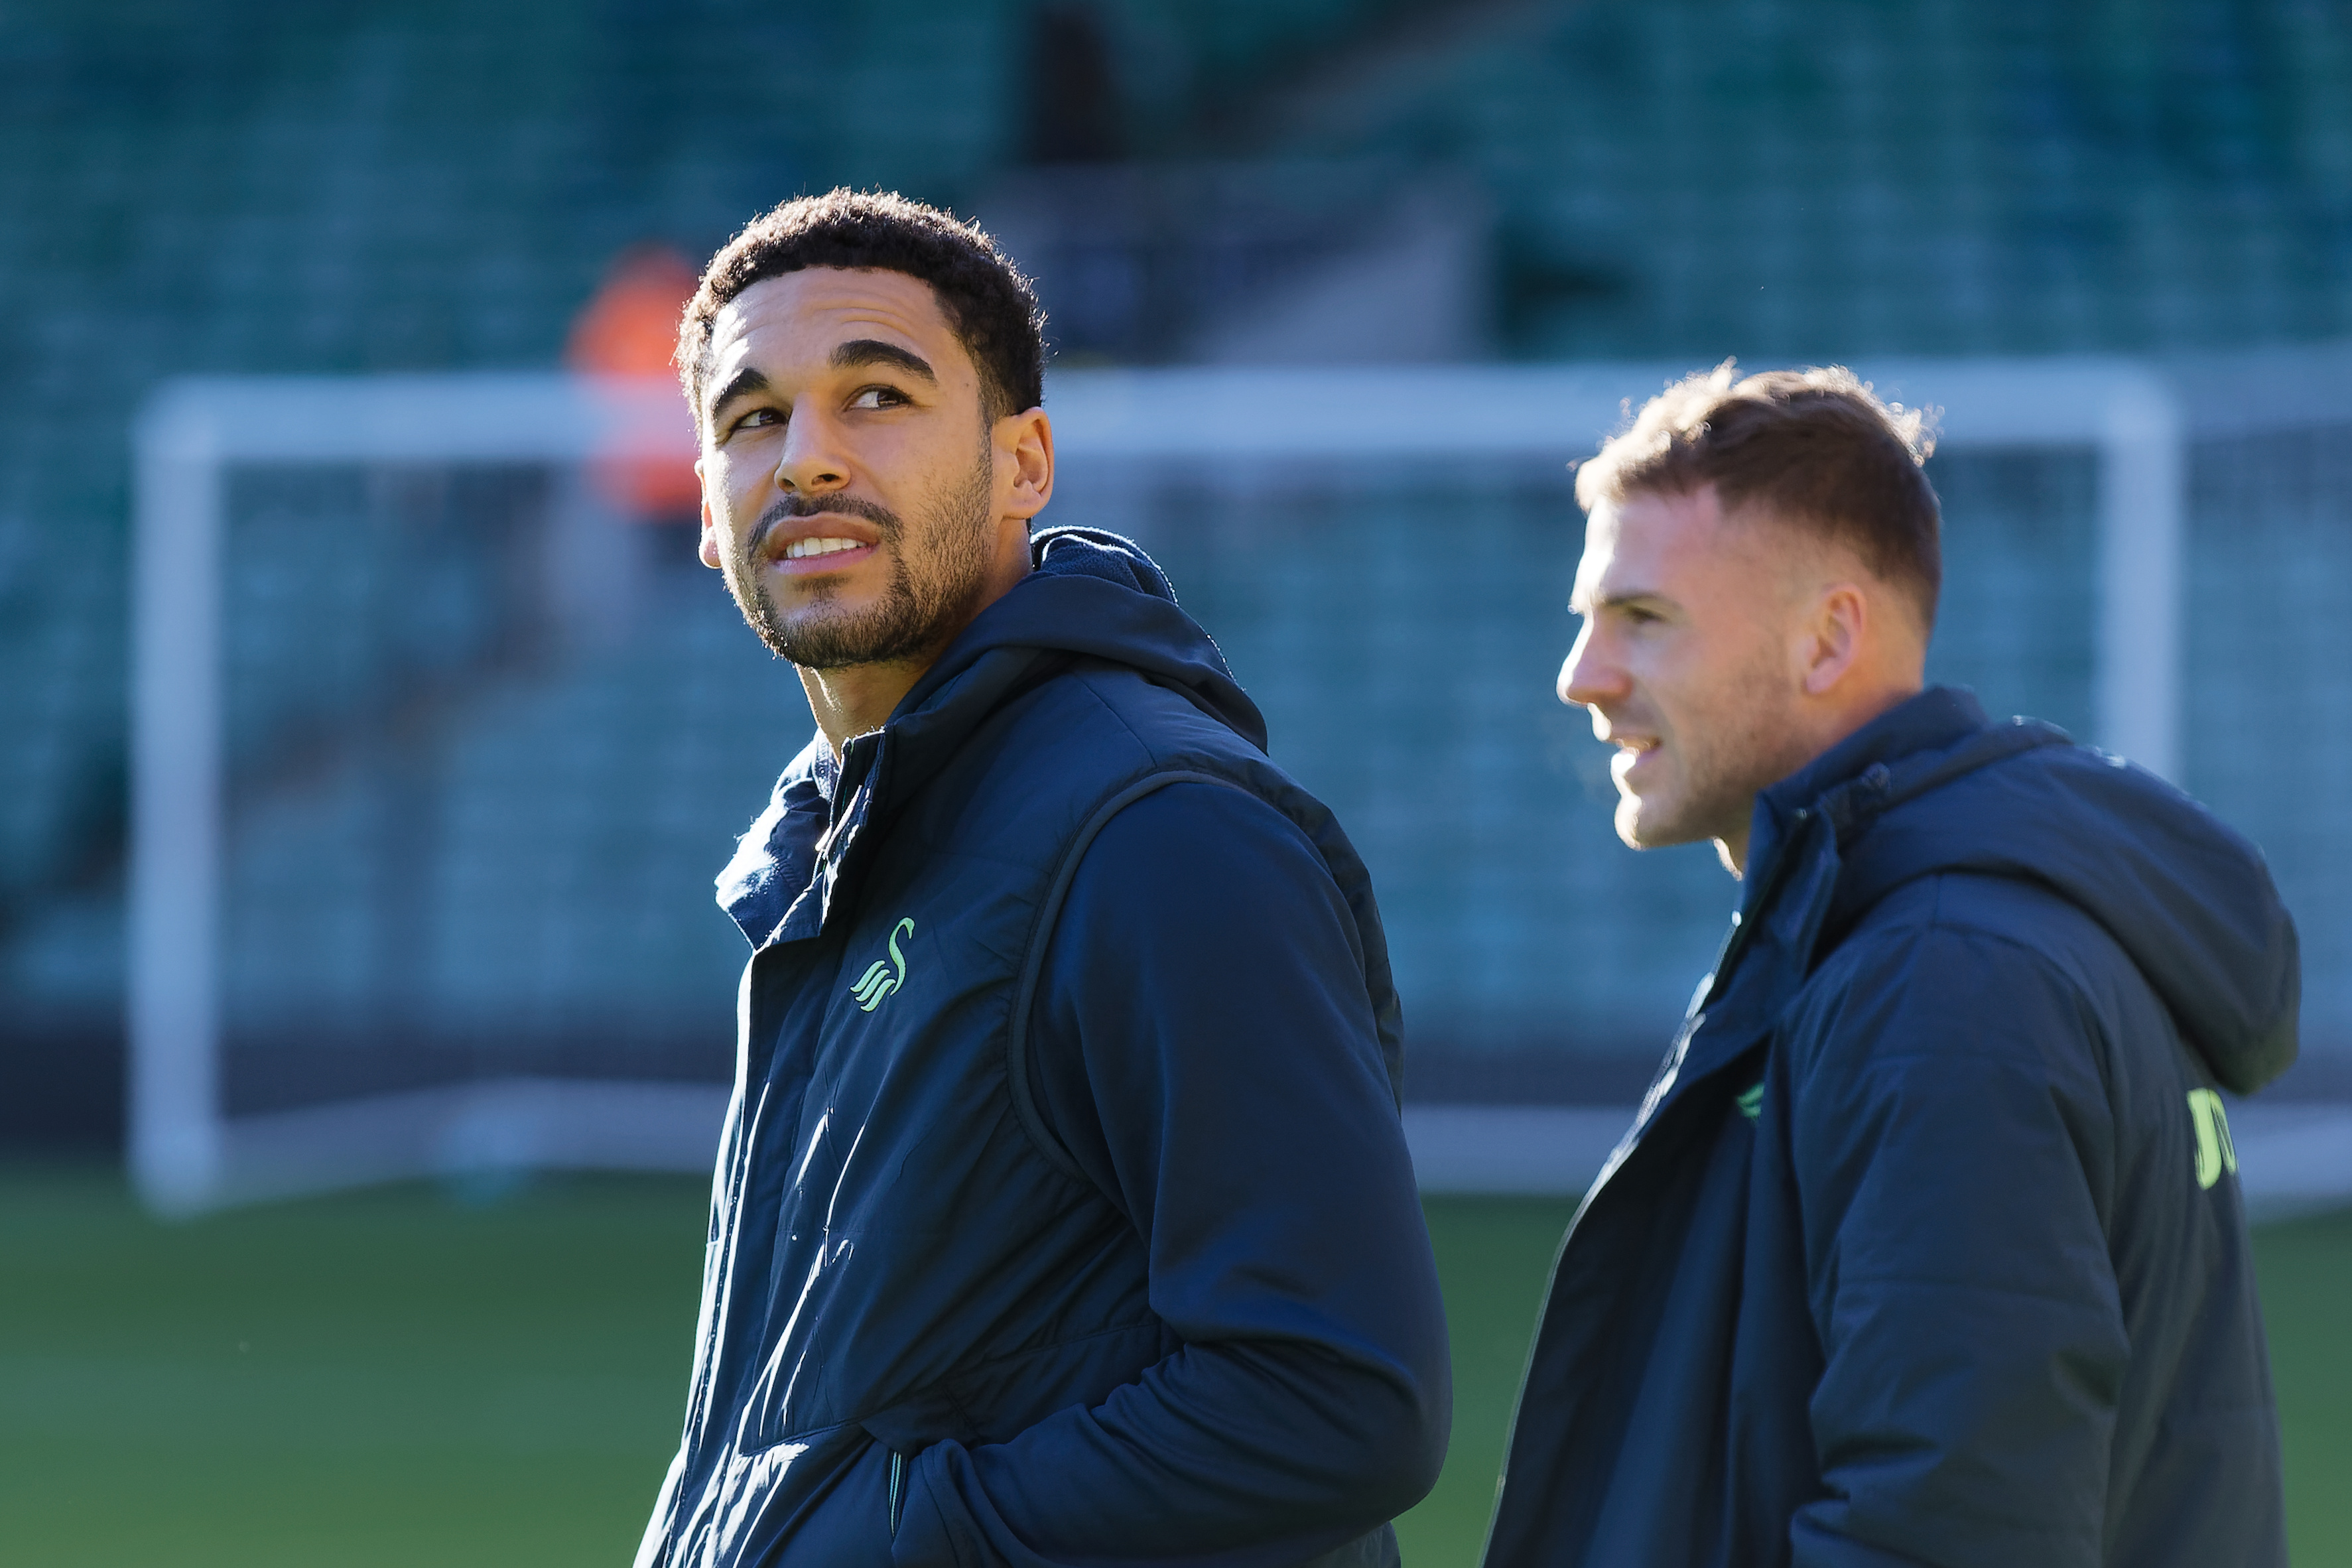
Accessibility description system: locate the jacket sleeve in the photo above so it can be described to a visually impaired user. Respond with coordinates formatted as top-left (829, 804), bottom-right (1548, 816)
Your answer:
top-left (891, 781), bottom-right (1452, 1568)
top-left (1785, 914), bottom-right (2128, 1568)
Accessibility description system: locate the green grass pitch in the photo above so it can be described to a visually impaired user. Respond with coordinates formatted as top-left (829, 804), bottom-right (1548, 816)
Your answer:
top-left (1, 1169), bottom-right (2342, 1565)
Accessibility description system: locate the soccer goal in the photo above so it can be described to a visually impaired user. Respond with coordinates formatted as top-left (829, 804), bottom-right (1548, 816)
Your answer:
top-left (131, 350), bottom-right (2352, 1214)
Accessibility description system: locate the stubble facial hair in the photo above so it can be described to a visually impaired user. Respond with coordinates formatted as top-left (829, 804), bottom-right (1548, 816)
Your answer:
top-left (725, 442), bottom-right (997, 671)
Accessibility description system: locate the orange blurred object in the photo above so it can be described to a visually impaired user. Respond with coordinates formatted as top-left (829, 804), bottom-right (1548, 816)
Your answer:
top-left (567, 246), bottom-right (703, 517)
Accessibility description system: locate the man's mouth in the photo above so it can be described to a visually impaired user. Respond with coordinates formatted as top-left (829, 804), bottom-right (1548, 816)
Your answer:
top-left (1610, 738), bottom-right (1663, 787)
top-left (761, 515), bottom-right (883, 576)
top-left (783, 537), bottom-right (866, 560)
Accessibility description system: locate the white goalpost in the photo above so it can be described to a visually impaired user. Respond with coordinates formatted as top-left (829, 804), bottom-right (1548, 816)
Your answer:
top-left (131, 354), bottom-right (2347, 1215)
top-left (130, 375), bottom-right (713, 1213)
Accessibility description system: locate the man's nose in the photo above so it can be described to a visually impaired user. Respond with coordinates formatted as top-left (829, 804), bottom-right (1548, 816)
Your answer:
top-left (773, 409), bottom-right (849, 495)
top-left (1559, 623), bottom-right (1623, 710)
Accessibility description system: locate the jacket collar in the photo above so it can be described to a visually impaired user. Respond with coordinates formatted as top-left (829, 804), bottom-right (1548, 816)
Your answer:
top-left (1636, 687), bottom-right (2052, 1128)
top-left (710, 636), bottom-right (1053, 952)
top-left (1738, 685), bottom-right (1991, 905)
top-left (718, 529), bottom-right (1256, 950)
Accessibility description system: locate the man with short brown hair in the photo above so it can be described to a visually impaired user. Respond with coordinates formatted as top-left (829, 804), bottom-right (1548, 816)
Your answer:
top-left (1484, 365), bottom-right (2296, 1566)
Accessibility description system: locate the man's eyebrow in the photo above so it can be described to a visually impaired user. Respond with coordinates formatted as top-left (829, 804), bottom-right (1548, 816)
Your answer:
top-left (705, 365), bottom-right (769, 419)
top-left (830, 338), bottom-right (937, 383)
top-left (1573, 586), bottom-right (1673, 615)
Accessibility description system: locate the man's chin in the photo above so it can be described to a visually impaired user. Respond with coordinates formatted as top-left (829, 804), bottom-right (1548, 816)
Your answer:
top-left (1613, 792), bottom-right (1705, 852)
top-left (756, 598), bottom-right (941, 671)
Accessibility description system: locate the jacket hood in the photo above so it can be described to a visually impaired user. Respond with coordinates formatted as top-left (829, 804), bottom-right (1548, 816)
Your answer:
top-left (1757, 687), bottom-right (2300, 1094)
top-left (889, 525), bottom-right (1266, 748)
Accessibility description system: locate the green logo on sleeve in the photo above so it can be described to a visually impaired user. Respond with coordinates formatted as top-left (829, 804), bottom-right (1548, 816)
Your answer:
top-left (1735, 1081), bottom-right (1764, 1122)
top-left (849, 918), bottom-right (915, 1012)
top-left (2188, 1088), bottom-right (2239, 1189)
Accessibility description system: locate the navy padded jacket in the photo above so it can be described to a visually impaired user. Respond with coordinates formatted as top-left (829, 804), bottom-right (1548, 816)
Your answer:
top-left (635, 529), bottom-right (1451, 1568)
top-left (1486, 686), bottom-right (2296, 1568)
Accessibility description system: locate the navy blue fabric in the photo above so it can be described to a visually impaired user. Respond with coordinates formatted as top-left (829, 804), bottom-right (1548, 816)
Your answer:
top-left (639, 529), bottom-right (1447, 1568)
top-left (1486, 686), bottom-right (2296, 1568)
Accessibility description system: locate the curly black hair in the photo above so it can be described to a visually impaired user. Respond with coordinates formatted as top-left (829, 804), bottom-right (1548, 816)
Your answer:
top-left (676, 188), bottom-right (1046, 425)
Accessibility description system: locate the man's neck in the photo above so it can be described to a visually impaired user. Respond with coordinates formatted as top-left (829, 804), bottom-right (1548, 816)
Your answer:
top-left (797, 531), bottom-right (1041, 758)
top-left (1715, 677), bottom-right (1926, 879)
top-left (799, 658), bottom-right (936, 760)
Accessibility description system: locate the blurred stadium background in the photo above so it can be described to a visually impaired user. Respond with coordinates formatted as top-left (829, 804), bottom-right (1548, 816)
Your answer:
top-left (4, 1), bottom-right (2351, 1562)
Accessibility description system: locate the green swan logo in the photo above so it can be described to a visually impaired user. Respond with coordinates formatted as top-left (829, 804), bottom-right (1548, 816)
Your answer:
top-left (849, 918), bottom-right (915, 1013)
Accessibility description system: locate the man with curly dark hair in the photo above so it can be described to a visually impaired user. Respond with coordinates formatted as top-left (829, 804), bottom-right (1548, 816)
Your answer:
top-left (632, 188), bottom-right (1450, 1568)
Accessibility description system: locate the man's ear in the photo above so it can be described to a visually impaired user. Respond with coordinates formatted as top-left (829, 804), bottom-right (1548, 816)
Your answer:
top-left (1798, 582), bottom-right (1868, 697)
top-left (998, 408), bottom-right (1055, 526)
top-left (696, 460), bottom-right (723, 570)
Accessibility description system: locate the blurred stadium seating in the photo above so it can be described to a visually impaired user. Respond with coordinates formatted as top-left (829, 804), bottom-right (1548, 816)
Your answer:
top-left (5, 0), bottom-right (2351, 1163)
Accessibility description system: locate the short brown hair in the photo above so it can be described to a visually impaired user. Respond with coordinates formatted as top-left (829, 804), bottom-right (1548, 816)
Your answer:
top-left (1577, 363), bottom-right (1942, 627)
top-left (677, 188), bottom-right (1046, 425)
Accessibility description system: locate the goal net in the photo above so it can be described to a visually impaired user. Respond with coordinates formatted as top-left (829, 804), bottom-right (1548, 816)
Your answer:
top-left (131, 352), bottom-right (2351, 1212)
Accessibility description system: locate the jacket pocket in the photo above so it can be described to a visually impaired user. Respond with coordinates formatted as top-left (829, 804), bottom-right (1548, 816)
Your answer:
top-left (943, 1318), bottom-right (1169, 1443)
top-left (858, 1318), bottom-right (1168, 1456)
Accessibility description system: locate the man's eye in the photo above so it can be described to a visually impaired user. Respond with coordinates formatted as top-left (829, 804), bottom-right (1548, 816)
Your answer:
top-left (728, 408), bottom-right (783, 436)
top-left (848, 386), bottom-right (907, 411)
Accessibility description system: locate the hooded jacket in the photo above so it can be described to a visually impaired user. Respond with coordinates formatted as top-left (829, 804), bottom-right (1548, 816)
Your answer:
top-left (635, 529), bottom-right (1450, 1568)
top-left (1486, 686), bottom-right (2297, 1568)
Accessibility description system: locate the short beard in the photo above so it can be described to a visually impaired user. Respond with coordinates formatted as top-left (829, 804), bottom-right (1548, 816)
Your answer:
top-left (725, 445), bottom-right (996, 671)
top-left (1616, 646), bottom-right (1803, 853)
